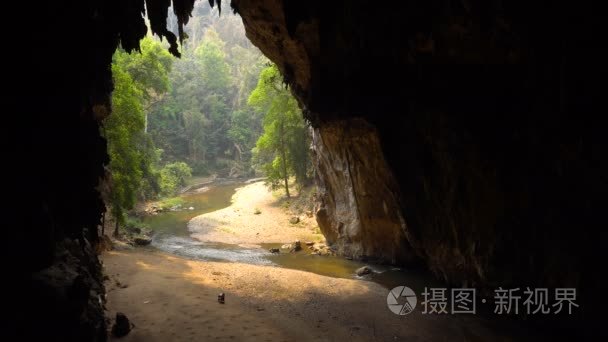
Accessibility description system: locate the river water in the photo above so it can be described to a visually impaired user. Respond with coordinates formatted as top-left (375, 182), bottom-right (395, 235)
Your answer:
top-left (143, 181), bottom-right (436, 291)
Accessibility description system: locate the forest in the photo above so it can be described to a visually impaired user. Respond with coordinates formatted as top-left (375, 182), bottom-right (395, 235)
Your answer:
top-left (101, 4), bottom-right (312, 231)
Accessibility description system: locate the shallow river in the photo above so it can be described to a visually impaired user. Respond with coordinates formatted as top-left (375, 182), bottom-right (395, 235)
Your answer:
top-left (143, 181), bottom-right (437, 291)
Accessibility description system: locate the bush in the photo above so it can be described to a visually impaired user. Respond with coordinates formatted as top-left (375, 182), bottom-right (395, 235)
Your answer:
top-left (157, 197), bottom-right (186, 210)
top-left (159, 162), bottom-right (192, 196)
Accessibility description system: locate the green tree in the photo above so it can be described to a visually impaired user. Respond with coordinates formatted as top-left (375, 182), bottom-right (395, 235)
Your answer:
top-left (195, 28), bottom-right (231, 94)
top-left (249, 65), bottom-right (311, 197)
top-left (114, 36), bottom-right (173, 132)
top-left (114, 37), bottom-right (173, 101)
top-left (195, 29), bottom-right (233, 166)
top-left (102, 64), bottom-right (146, 233)
top-left (103, 37), bottom-right (174, 234)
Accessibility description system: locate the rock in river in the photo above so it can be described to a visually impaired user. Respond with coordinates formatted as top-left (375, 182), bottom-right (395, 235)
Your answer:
top-left (355, 266), bottom-right (372, 276)
top-left (293, 240), bottom-right (302, 251)
top-left (134, 236), bottom-right (152, 246)
top-left (281, 240), bottom-right (302, 252)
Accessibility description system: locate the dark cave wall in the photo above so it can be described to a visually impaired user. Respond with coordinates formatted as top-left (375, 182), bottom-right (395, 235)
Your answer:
top-left (234, 0), bottom-right (606, 331)
top-left (7, 0), bottom-right (204, 339)
top-left (10, 1), bottom-right (132, 340)
top-left (8, 1), bottom-right (205, 339)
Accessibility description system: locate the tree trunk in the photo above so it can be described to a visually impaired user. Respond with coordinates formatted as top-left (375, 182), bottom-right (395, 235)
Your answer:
top-left (280, 120), bottom-right (290, 198)
top-left (114, 220), bottom-right (119, 237)
top-left (234, 142), bottom-right (242, 161)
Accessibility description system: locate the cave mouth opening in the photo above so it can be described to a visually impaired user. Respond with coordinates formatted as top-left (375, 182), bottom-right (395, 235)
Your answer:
top-left (100, 0), bottom-right (326, 269)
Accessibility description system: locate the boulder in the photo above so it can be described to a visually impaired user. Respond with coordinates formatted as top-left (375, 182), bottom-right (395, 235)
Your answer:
top-left (289, 216), bottom-right (300, 224)
top-left (355, 266), bottom-right (372, 276)
top-left (318, 249), bottom-right (330, 256)
top-left (293, 240), bottom-right (302, 251)
top-left (268, 248), bottom-right (280, 254)
top-left (305, 241), bottom-right (315, 246)
top-left (111, 312), bottom-right (132, 337)
top-left (134, 236), bottom-right (152, 246)
top-left (281, 241), bottom-right (302, 252)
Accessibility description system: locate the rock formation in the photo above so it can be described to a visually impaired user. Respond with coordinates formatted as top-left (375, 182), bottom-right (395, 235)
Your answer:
top-left (233, 1), bottom-right (604, 335)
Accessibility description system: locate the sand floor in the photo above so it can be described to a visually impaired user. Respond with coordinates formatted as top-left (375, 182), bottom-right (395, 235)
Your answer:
top-left (103, 181), bottom-right (525, 341)
top-left (103, 249), bottom-right (516, 341)
top-left (188, 181), bottom-right (322, 245)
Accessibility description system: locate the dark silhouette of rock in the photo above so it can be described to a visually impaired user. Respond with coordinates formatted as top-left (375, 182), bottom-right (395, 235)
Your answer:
top-left (293, 240), bottom-right (302, 251)
top-left (111, 312), bottom-right (132, 337)
top-left (355, 266), bottom-right (372, 276)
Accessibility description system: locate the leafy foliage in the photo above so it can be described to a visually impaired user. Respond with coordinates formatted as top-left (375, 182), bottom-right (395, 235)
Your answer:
top-left (114, 37), bottom-right (173, 102)
top-left (103, 64), bottom-right (146, 226)
top-left (159, 162), bottom-right (193, 196)
top-left (103, 37), bottom-right (173, 229)
top-left (148, 11), bottom-right (266, 176)
top-left (249, 65), bottom-right (312, 197)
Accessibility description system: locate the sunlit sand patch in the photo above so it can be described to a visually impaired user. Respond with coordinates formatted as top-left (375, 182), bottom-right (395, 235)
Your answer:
top-left (188, 181), bottom-right (321, 245)
top-left (237, 243), bottom-right (262, 249)
top-left (107, 250), bottom-right (129, 257)
top-left (178, 257), bottom-right (375, 304)
top-left (136, 260), bottom-right (154, 270)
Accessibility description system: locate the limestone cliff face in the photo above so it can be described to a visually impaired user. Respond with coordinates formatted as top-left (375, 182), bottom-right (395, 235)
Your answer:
top-left (313, 119), bottom-right (416, 264)
top-left (234, 0), bottom-right (604, 316)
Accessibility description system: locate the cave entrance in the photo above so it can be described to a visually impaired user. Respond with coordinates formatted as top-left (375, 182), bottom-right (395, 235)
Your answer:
top-left (103, 3), bottom-right (414, 339)
top-left (103, 1), bottom-right (336, 272)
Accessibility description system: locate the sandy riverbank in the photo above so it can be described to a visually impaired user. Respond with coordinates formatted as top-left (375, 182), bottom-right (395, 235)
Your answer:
top-left (103, 249), bottom-right (512, 341)
top-left (188, 181), bottom-right (322, 245)
top-left (103, 180), bottom-right (527, 341)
